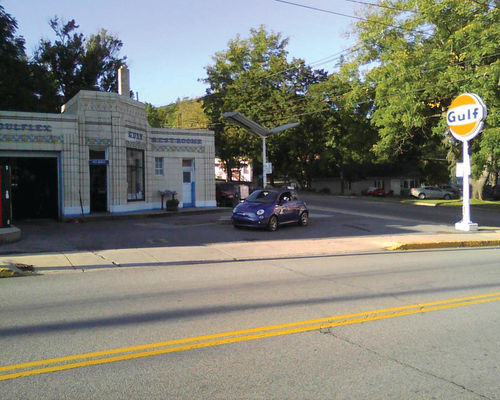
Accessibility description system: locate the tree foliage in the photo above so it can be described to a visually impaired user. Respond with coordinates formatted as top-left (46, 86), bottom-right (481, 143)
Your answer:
top-left (0, 6), bottom-right (58, 112)
top-left (202, 26), bottom-right (333, 186)
top-left (35, 17), bottom-right (127, 105)
top-left (347, 0), bottom-right (499, 195)
top-left (146, 98), bottom-right (209, 129)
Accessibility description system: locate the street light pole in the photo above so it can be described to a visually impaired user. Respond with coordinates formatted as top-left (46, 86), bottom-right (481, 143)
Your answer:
top-left (221, 112), bottom-right (299, 189)
top-left (262, 136), bottom-right (267, 188)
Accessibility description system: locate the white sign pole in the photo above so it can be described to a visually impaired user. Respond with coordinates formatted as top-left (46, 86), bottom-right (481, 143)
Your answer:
top-left (455, 140), bottom-right (477, 231)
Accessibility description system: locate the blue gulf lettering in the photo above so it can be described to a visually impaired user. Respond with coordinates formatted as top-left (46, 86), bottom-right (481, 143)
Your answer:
top-left (447, 111), bottom-right (456, 123)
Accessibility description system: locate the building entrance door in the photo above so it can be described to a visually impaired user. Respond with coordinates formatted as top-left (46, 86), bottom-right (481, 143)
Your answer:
top-left (90, 165), bottom-right (107, 212)
top-left (182, 159), bottom-right (194, 207)
top-left (89, 150), bottom-right (107, 213)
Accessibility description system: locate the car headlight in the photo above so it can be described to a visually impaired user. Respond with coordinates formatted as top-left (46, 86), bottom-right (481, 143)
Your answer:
top-left (256, 209), bottom-right (265, 215)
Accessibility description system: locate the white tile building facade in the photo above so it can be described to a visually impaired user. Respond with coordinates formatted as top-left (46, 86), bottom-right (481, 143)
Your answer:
top-left (0, 81), bottom-right (216, 220)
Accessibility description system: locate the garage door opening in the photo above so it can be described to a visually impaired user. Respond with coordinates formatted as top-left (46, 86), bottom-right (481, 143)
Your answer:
top-left (5, 157), bottom-right (59, 220)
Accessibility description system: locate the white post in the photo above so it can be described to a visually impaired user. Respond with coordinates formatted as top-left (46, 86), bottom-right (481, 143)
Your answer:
top-left (262, 136), bottom-right (267, 189)
top-left (455, 140), bottom-right (478, 231)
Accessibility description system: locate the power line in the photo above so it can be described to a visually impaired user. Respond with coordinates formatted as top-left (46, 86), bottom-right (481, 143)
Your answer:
top-left (274, 0), bottom-right (431, 35)
top-left (343, 0), bottom-right (418, 13)
top-left (186, 57), bottom-right (495, 130)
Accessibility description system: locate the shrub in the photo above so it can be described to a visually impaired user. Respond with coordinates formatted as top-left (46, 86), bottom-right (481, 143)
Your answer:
top-left (166, 198), bottom-right (179, 211)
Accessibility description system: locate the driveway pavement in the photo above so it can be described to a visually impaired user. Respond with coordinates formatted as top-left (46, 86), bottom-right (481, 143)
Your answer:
top-left (1, 196), bottom-right (500, 276)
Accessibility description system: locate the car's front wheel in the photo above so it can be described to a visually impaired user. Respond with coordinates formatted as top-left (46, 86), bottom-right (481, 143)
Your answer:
top-left (418, 193), bottom-right (426, 200)
top-left (267, 215), bottom-right (278, 231)
top-left (443, 194), bottom-right (451, 200)
top-left (298, 211), bottom-right (308, 226)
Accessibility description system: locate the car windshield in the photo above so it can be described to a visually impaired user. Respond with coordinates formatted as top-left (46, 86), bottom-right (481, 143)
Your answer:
top-left (245, 190), bottom-right (278, 204)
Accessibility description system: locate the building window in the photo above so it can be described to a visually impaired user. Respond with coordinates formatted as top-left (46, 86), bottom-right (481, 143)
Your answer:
top-left (401, 179), bottom-right (418, 189)
top-left (155, 157), bottom-right (164, 176)
top-left (127, 148), bottom-right (144, 201)
top-left (374, 180), bottom-right (384, 189)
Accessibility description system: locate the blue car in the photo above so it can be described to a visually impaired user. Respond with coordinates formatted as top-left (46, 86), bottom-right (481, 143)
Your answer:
top-left (232, 189), bottom-right (309, 231)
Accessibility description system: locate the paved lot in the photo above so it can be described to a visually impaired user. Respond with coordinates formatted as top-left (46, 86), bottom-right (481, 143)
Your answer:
top-left (1, 194), bottom-right (499, 275)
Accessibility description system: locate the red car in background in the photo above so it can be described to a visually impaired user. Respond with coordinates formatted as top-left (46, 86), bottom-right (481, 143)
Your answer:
top-left (363, 186), bottom-right (386, 197)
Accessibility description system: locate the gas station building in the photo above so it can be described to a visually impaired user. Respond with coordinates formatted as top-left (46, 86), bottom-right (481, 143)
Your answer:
top-left (0, 67), bottom-right (216, 225)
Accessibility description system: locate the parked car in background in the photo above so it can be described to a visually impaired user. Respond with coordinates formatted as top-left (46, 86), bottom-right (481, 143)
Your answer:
top-left (216, 181), bottom-right (255, 207)
top-left (232, 189), bottom-right (308, 231)
top-left (362, 186), bottom-right (386, 197)
top-left (439, 184), bottom-right (461, 198)
top-left (216, 182), bottom-right (240, 207)
top-left (410, 186), bottom-right (455, 200)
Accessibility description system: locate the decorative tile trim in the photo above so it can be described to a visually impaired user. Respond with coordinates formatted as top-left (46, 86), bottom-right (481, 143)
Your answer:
top-left (86, 137), bottom-right (112, 146)
top-left (151, 137), bottom-right (202, 144)
top-left (0, 114), bottom-right (76, 123)
top-left (82, 101), bottom-right (119, 112)
top-left (0, 134), bottom-right (63, 144)
top-left (126, 140), bottom-right (147, 150)
top-left (153, 145), bottom-right (205, 153)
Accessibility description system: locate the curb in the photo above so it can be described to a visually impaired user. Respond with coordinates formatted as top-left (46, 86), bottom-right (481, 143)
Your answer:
top-left (388, 239), bottom-right (500, 251)
top-left (0, 262), bottom-right (35, 278)
top-left (411, 202), bottom-right (438, 207)
top-left (0, 226), bottom-right (22, 244)
top-left (61, 207), bottom-right (230, 223)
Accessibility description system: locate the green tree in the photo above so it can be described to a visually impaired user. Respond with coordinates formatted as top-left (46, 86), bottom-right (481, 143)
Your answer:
top-left (145, 103), bottom-right (164, 128)
top-left (202, 26), bottom-right (328, 185)
top-left (309, 62), bottom-right (379, 189)
top-left (0, 6), bottom-right (58, 112)
top-left (145, 98), bottom-right (209, 129)
top-left (348, 0), bottom-right (499, 197)
top-left (35, 17), bottom-right (127, 105)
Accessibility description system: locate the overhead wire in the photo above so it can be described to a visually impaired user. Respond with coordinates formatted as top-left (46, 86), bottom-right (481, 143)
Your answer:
top-left (198, 50), bottom-right (497, 130)
top-left (343, 0), bottom-right (419, 13)
top-left (166, 1), bottom-right (496, 129)
top-left (227, 48), bottom-right (500, 127)
top-left (274, 0), bottom-right (432, 36)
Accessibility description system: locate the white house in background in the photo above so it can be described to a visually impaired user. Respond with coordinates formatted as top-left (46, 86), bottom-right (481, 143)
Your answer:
top-left (215, 158), bottom-right (253, 182)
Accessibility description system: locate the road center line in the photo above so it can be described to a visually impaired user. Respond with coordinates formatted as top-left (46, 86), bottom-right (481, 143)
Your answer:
top-left (1, 291), bottom-right (499, 381)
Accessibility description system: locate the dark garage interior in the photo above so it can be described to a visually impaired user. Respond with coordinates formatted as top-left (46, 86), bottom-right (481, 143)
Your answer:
top-left (4, 157), bottom-right (59, 220)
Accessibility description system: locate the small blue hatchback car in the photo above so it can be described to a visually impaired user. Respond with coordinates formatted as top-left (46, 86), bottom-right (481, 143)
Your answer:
top-left (232, 189), bottom-right (308, 231)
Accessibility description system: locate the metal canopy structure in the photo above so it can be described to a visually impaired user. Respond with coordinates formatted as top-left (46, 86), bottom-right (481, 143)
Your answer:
top-left (222, 112), bottom-right (299, 188)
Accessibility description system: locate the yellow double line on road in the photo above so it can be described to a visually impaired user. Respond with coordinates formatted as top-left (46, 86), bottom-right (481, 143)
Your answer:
top-left (1, 292), bottom-right (500, 381)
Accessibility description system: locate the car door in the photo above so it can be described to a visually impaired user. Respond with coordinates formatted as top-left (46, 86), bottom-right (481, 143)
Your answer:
top-left (287, 192), bottom-right (301, 221)
top-left (424, 187), bottom-right (437, 199)
top-left (277, 191), bottom-right (293, 223)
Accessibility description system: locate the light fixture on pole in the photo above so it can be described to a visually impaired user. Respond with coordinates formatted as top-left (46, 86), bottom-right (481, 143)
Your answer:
top-left (222, 112), bottom-right (299, 188)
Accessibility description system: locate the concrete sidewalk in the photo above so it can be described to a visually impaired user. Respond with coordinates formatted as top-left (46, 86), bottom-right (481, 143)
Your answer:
top-left (1, 228), bottom-right (499, 276)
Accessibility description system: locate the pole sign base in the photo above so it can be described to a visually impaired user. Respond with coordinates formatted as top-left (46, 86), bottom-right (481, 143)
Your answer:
top-left (455, 221), bottom-right (478, 232)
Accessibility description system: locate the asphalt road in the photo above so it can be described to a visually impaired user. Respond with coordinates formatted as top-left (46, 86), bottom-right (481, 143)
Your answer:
top-left (1, 247), bottom-right (499, 399)
top-left (2, 193), bottom-right (499, 254)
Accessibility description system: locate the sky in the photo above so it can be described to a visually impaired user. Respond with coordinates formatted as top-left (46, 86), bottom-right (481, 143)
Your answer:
top-left (3, 0), bottom-right (361, 107)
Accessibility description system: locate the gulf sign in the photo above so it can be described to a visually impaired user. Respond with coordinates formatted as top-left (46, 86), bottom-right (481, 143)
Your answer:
top-left (446, 93), bottom-right (486, 141)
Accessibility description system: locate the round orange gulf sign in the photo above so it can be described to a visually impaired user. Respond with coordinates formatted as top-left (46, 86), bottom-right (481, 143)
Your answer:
top-left (446, 93), bottom-right (487, 141)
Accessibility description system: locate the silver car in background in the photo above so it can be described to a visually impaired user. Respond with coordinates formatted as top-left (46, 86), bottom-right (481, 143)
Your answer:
top-left (410, 186), bottom-right (455, 200)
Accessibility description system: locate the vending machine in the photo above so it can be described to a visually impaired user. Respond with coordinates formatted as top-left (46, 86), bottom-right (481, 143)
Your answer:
top-left (0, 164), bottom-right (11, 228)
